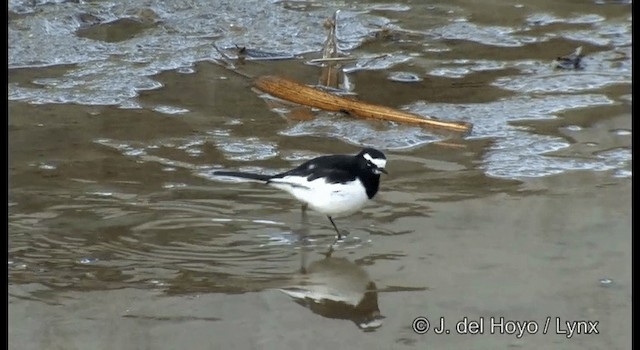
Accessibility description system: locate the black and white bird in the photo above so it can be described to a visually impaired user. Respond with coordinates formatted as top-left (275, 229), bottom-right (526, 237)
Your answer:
top-left (214, 148), bottom-right (388, 239)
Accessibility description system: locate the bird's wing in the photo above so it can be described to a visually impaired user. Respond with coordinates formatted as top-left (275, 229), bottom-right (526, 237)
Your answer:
top-left (280, 155), bottom-right (357, 182)
top-left (268, 167), bottom-right (356, 188)
top-left (306, 167), bottom-right (357, 184)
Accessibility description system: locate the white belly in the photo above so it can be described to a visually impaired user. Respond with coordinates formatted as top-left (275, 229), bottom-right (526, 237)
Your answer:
top-left (269, 176), bottom-right (370, 217)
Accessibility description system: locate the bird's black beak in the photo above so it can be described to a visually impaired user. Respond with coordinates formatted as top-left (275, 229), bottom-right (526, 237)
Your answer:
top-left (378, 168), bottom-right (388, 175)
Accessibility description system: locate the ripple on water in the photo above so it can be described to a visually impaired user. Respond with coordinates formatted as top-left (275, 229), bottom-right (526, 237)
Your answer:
top-left (342, 53), bottom-right (413, 73)
top-left (214, 138), bottom-right (279, 161)
top-left (92, 86), bottom-right (628, 180)
top-left (525, 13), bottom-right (606, 26)
top-left (561, 21), bottom-right (632, 47)
top-left (611, 129), bottom-right (631, 136)
top-left (407, 93), bottom-right (621, 178)
top-left (493, 72), bottom-right (630, 94)
top-left (366, 4), bottom-right (412, 12)
top-left (12, 0), bottom-right (628, 184)
top-left (427, 59), bottom-right (507, 79)
top-left (595, 147), bottom-right (631, 166)
top-left (388, 71), bottom-right (423, 83)
top-left (280, 115), bottom-right (441, 150)
top-left (429, 22), bottom-right (538, 47)
top-left (332, 10), bottom-right (393, 51)
top-left (8, 1), bottom-right (343, 107)
top-left (8, 191), bottom-right (309, 293)
top-left (152, 105), bottom-right (190, 115)
top-left (95, 132), bottom-right (279, 168)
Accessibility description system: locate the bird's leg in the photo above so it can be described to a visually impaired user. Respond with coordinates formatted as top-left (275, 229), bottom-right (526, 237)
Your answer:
top-left (299, 247), bottom-right (308, 274)
top-left (327, 216), bottom-right (342, 240)
top-left (297, 203), bottom-right (310, 234)
top-left (297, 203), bottom-right (310, 273)
top-left (298, 203), bottom-right (309, 239)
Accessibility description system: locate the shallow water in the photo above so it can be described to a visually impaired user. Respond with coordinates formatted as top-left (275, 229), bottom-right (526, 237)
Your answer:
top-left (9, 0), bottom-right (631, 349)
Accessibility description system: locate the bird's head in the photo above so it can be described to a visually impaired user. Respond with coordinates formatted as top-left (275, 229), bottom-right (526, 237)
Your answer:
top-left (357, 148), bottom-right (388, 175)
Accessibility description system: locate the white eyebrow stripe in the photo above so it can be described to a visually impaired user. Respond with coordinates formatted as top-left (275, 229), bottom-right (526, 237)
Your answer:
top-left (371, 158), bottom-right (386, 168)
top-left (363, 153), bottom-right (386, 168)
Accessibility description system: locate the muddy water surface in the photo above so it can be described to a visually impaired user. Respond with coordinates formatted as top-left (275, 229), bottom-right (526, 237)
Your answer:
top-left (9, 0), bottom-right (631, 349)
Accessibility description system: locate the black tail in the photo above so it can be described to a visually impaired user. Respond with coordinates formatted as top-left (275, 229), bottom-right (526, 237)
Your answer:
top-left (214, 171), bottom-right (272, 182)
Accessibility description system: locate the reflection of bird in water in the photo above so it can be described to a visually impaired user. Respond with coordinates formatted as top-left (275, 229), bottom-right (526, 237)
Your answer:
top-left (277, 197), bottom-right (383, 331)
top-left (279, 251), bottom-right (385, 331)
